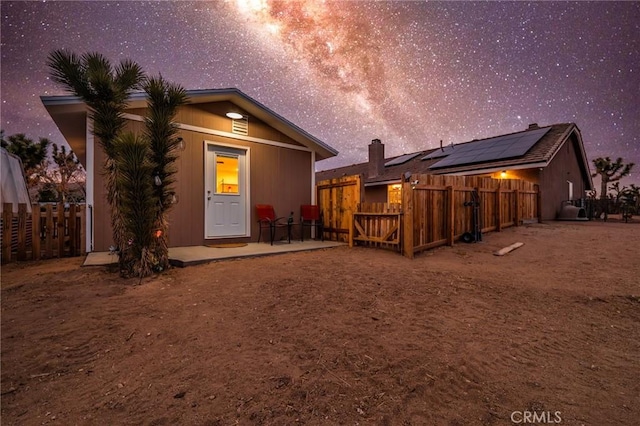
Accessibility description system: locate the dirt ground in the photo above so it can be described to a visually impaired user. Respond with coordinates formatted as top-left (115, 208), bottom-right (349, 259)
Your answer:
top-left (1, 220), bottom-right (639, 426)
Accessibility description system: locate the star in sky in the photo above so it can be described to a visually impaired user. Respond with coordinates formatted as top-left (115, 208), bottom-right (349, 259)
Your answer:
top-left (1, 1), bottom-right (639, 185)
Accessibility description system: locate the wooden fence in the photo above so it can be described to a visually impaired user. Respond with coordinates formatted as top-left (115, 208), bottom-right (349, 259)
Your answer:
top-left (316, 175), bottom-right (363, 242)
top-left (402, 174), bottom-right (539, 258)
top-left (1, 203), bottom-right (86, 263)
top-left (317, 174), bottom-right (540, 258)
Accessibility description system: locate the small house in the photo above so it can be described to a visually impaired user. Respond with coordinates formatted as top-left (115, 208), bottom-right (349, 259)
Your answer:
top-left (42, 88), bottom-right (337, 252)
top-left (0, 147), bottom-right (32, 213)
top-left (317, 123), bottom-right (593, 220)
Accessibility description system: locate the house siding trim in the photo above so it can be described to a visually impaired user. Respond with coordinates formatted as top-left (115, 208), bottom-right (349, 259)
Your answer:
top-left (311, 151), bottom-right (316, 204)
top-left (122, 113), bottom-right (313, 154)
top-left (85, 118), bottom-right (95, 252)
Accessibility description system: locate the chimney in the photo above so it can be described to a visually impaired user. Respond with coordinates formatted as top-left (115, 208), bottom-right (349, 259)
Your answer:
top-left (528, 123), bottom-right (539, 130)
top-left (368, 138), bottom-right (385, 178)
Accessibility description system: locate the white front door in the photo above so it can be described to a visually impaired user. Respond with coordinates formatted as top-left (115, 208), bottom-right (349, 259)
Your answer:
top-left (205, 144), bottom-right (248, 238)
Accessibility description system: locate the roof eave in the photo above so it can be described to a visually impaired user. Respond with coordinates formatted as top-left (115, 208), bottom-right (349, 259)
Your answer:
top-left (544, 124), bottom-right (593, 190)
top-left (41, 88), bottom-right (338, 161)
top-left (433, 161), bottom-right (549, 176)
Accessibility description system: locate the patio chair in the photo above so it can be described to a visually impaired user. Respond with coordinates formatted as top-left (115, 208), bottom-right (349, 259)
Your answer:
top-left (256, 204), bottom-right (293, 245)
top-left (300, 204), bottom-right (324, 242)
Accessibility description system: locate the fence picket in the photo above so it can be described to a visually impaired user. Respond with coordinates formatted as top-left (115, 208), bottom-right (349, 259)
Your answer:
top-left (45, 205), bottom-right (53, 258)
top-left (17, 204), bottom-right (27, 261)
top-left (57, 204), bottom-right (65, 257)
top-left (32, 203), bottom-right (41, 260)
top-left (2, 204), bottom-right (11, 261)
top-left (0, 203), bottom-right (86, 263)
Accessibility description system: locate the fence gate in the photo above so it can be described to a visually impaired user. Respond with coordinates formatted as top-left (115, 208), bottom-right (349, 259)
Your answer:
top-left (350, 203), bottom-right (402, 252)
top-left (316, 175), bottom-right (362, 242)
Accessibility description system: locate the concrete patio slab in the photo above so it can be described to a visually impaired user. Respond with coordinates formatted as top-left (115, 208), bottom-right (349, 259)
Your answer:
top-left (83, 251), bottom-right (119, 266)
top-left (83, 240), bottom-right (345, 267)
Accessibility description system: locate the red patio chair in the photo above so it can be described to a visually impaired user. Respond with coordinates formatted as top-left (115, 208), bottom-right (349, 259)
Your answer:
top-left (300, 204), bottom-right (324, 242)
top-left (256, 204), bottom-right (293, 245)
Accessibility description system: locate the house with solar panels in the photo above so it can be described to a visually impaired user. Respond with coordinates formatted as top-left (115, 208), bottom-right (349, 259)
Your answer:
top-left (316, 123), bottom-right (593, 221)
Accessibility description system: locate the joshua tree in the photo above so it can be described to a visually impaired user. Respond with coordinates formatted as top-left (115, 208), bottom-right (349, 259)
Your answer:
top-left (46, 143), bottom-right (84, 202)
top-left (143, 76), bottom-right (187, 270)
top-left (622, 184), bottom-right (640, 217)
top-left (591, 157), bottom-right (635, 220)
top-left (610, 182), bottom-right (625, 201)
top-left (47, 50), bottom-right (145, 267)
top-left (48, 51), bottom-right (188, 279)
top-left (115, 133), bottom-right (157, 278)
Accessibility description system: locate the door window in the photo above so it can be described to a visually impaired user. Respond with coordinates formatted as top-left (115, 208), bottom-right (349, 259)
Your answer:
top-left (215, 154), bottom-right (239, 194)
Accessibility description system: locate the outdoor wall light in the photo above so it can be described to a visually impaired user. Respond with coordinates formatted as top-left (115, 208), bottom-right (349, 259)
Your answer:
top-left (177, 137), bottom-right (185, 151)
top-left (500, 171), bottom-right (507, 179)
top-left (154, 174), bottom-right (162, 186)
top-left (226, 112), bottom-right (244, 119)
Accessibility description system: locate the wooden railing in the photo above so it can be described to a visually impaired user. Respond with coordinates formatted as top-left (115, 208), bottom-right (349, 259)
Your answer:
top-left (1, 203), bottom-right (86, 263)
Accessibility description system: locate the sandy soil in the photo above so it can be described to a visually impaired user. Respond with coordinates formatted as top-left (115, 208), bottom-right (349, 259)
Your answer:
top-left (1, 220), bottom-right (639, 425)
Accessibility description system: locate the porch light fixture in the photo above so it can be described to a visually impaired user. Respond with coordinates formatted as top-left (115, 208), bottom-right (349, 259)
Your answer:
top-left (226, 112), bottom-right (244, 119)
top-left (500, 171), bottom-right (507, 179)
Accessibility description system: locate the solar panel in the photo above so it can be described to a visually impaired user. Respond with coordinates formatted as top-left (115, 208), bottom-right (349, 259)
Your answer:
top-left (384, 152), bottom-right (421, 167)
top-left (429, 127), bottom-right (551, 169)
top-left (421, 145), bottom-right (455, 160)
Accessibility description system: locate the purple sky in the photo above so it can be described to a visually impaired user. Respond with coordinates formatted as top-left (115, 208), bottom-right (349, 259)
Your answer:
top-left (1, 1), bottom-right (638, 185)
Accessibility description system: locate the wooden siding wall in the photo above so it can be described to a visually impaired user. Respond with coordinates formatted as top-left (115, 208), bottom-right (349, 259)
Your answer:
top-left (249, 144), bottom-right (312, 242)
top-left (127, 103), bottom-right (305, 147)
top-left (92, 104), bottom-right (313, 251)
top-left (539, 133), bottom-right (587, 220)
top-left (316, 175), bottom-right (363, 242)
top-left (1, 203), bottom-right (85, 263)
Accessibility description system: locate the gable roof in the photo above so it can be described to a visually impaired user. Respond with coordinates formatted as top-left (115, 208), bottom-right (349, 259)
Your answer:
top-left (317, 123), bottom-right (593, 189)
top-left (41, 88), bottom-right (338, 165)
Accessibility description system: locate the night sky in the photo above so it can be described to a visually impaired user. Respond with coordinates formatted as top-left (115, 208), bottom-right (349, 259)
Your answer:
top-left (1, 1), bottom-right (639, 186)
